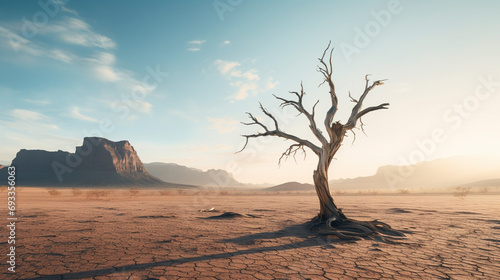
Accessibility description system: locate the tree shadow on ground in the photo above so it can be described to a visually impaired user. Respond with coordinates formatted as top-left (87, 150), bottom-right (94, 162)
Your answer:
top-left (32, 222), bottom-right (404, 280)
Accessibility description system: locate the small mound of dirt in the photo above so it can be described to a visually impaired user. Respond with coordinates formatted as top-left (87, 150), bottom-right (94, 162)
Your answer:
top-left (454, 211), bottom-right (480, 215)
top-left (388, 208), bottom-right (412, 214)
top-left (205, 212), bottom-right (243, 219)
top-left (135, 215), bottom-right (175, 219)
top-left (204, 212), bottom-right (260, 219)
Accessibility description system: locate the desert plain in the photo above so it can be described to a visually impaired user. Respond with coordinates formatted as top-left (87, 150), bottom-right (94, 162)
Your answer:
top-left (1, 188), bottom-right (499, 280)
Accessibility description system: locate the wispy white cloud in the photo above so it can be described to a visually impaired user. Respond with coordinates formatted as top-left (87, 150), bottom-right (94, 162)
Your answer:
top-left (229, 81), bottom-right (259, 100)
top-left (222, 40), bottom-right (230, 45)
top-left (187, 40), bottom-right (206, 52)
top-left (45, 17), bottom-right (116, 49)
top-left (70, 107), bottom-right (99, 123)
top-left (214, 59), bottom-right (240, 74)
top-left (214, 59), bottom-right (277, 101)
top-left (24, 99), bottom-right (51, 106)
top-left (135, 100), bottom-right (152, 114)
top-left (49, 49), bottom-right (73, 63)
top-left (54, 0), bottom-right (79, 15)
top-left (0, 26), bottom-right (44, 56)
top-left (189, 40), bottom-right (206, 45)
top-left (4, 109), bottom-right (58, 132)
top-left (265, 77), bottom-right (279, 90)
top-left (208, 117), bottom-right (240, 134)
top-left (11, 109), bottom-right (44, 121)
top-left (229, 69), bottom-right (259, 81)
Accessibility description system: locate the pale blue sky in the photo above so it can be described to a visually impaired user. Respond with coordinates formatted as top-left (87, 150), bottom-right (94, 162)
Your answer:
top-left (1, 0), bottom-right (499, 184)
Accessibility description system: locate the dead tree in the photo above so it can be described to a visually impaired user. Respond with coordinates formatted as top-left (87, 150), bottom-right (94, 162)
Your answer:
top-left (239, 43), bottom-right (404, 240)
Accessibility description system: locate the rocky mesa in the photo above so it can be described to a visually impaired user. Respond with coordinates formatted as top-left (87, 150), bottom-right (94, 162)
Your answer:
top-left (1, 137), bottom-right (195, 187)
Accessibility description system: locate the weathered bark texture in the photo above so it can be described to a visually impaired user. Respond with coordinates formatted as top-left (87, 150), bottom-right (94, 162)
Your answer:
top-left (239, 43), bottom-right (404, 240)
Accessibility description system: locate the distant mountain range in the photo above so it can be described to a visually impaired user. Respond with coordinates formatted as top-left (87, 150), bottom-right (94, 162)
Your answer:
top-left (1, 138), bottom-right (498, 192)
top-left (263, 156), bottom-right (500, 192)
top-left (263, 182), bottom-right (314, 192)
top-left (455, 178), bottom-right (500, 189)
top-left (328, 156), bottom-right (500, 191)
top-left (144, 162), bottom-right (244, 187)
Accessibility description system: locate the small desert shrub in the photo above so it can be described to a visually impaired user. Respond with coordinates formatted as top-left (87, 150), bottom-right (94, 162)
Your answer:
top-left (398, 189), bottom-right (410, 194)
top-left (158, 190), bottom-right (171, 196)
top-left (333, 190), bottom-right (346, 195)
top-left (72, 188), bottom-right (83, 196)
top-left (47, 189), bottom-right (62, 196)
top-left (86, 189), bottom-right (113, 200)
top-left (454, 187), bottom-right (470, 199)
top-left (479, 187), bottom-right (488, 194)
top-left (129, 189), bottom-right (140, 196)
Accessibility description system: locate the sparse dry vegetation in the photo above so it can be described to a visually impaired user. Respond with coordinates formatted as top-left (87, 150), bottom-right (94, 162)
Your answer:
top-left (72, 188), bottom-right (83, 196)
top-left (47, 189), bottom-right (62, 196)
top-left (398, 189), bottom-right (410, 194)
top-left (86, 189), bottom-right (113, 200)
top-left (158, 190), bottom-right (172, 196)
top-left (454, 187), bottom-right (471, 199)
top-left (128, 189), bottom-right (140, 196)
top-left (479, 187), bottom-right (488, 194)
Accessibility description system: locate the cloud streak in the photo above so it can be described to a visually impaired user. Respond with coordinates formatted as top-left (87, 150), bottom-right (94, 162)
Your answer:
top-left (214, 59), bottom-right (278, 101)
top-left (187, 40), bottom-right (206, 52)
top-left (208, 117), bottom-right (240, 134)
top-left (70, 107), bottom-right (99, 123)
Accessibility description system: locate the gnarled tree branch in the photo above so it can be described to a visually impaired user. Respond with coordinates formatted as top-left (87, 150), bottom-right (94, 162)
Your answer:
top-left (344, 75), bottom-right (389, 129)
top-left (273, 82), bottom-right (328, 147)
top-left (238, 104), bottom-right (321, 156)
top-left (279, 144), bottom-right (306, 165)
top-left (318, 42), bottom-right (339, 142)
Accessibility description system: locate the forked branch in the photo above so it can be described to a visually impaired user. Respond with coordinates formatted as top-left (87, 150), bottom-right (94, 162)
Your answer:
top-left (279, 144), bottom-right (306, 165)
top-left (318, 42), bottom-right (339, 142)
top-left (273, 82), bottom-right (327, 146)
top-left (344, 75), bottom-right (389, 129)
top-left (239, 104), bottom-right (321, 155)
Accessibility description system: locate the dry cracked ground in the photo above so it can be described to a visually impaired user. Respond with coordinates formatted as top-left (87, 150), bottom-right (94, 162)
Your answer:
top-left (1, 188), bottom-right (499, 279)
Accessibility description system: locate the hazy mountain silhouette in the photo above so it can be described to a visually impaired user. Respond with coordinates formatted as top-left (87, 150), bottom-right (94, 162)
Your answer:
top-left (264, 181), bottom-right (315, 192)
top-left (144, 162), bottom-right (244, 187)
top-left (455, 178), bottom-right (500, 188)
top-left (329, 156), bottom-right (500, 191)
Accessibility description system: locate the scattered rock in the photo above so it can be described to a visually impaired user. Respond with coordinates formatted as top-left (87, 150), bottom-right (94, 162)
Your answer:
top-left (204, 212), bottom-right (260, 219)
top-left (199, 207), bottom-right (219, 212)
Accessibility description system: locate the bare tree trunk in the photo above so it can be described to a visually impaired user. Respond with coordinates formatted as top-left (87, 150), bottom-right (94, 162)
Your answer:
top-left (313, 169), bottom-right (344, 222)
top-left (313, 138), bottom-right (347, 223)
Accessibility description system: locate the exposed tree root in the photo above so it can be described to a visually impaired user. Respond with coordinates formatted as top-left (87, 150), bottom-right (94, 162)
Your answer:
top-left (308, 216), bottom-right (406, 242)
